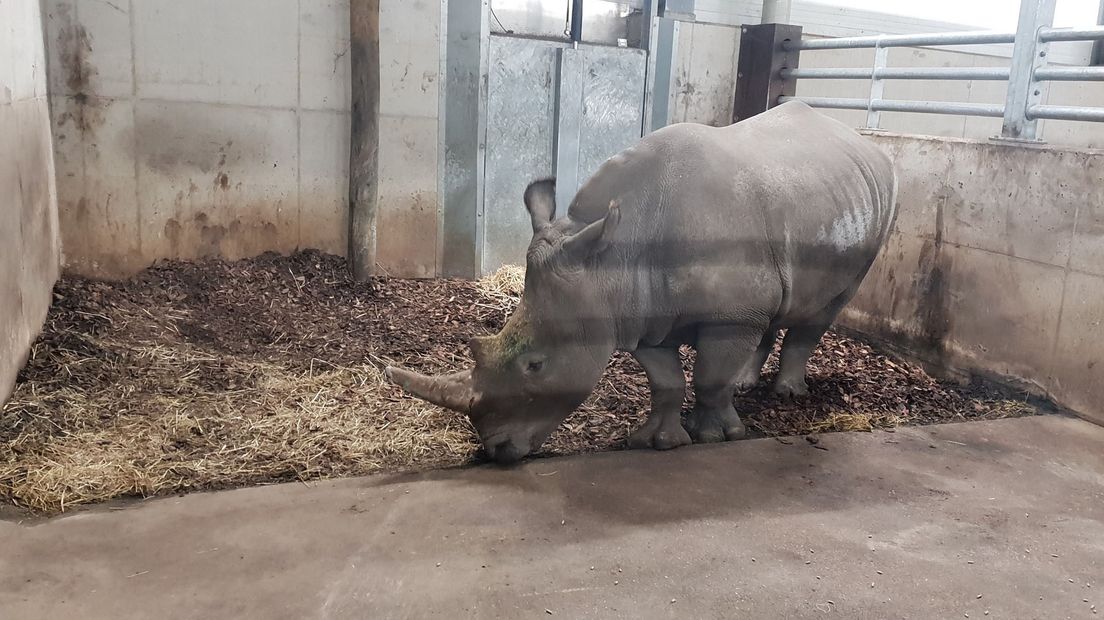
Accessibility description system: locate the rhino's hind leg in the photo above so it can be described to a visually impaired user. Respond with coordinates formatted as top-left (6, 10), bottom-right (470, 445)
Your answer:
top-left (627, 347), bottom-right (692, 450)
top-left (685, 324), bottom-right (767, 443)
top-left (772, 283), bottom-right (860, 399)
top-left (733, 328), bottom-right (777, 392)
top-left (772, 324), bottom-right (828, 399)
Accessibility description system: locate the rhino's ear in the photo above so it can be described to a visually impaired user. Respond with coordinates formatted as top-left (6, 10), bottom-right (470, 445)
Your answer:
top-left (524, 178), bottom-right (556, 233)
top-left (561, 200), bottom-right (621, 262)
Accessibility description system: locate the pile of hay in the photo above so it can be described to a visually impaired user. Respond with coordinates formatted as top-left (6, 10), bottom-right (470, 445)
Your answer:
top-left (0, 252), bottom-right (1040, 514)
top-left (2, 338), bottom-right (481, 514)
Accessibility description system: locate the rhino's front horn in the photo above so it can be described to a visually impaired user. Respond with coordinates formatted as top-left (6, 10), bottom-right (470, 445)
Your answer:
top-left (385, 367), bottom-right (476, 413)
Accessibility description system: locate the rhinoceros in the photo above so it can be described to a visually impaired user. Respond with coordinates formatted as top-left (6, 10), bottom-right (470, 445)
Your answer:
top-left (386, 101), bottom-right (897, 463)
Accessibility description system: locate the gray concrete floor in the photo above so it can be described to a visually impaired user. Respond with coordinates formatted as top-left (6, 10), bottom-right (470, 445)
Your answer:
top-left (1, 415), bottom-right (1102, 619)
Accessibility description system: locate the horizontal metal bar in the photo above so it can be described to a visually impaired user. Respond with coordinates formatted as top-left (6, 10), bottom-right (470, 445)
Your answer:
top-left (1038, 26), bottom-right (1104, 42)
top-left (781, 67), bottom-right (1010, 80)
top-left (779, 96), bottom-right (870, 109)
top-left (1027, 104), bottom-right (1104, 122)
top-left (781, 96), bottom-right (1005, 117)
top-left (878, 67), bottom-right (1010, 80)
top-left (784, 30), bottom-right (1015, 51)
top-left (1033, 66), bottom-right (1104, 81)
top-left (781, 68), bottom-right (872, 79)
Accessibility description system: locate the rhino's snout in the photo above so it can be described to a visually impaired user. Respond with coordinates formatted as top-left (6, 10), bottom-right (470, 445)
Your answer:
top-left (483, 436), bottom-right (529, 465)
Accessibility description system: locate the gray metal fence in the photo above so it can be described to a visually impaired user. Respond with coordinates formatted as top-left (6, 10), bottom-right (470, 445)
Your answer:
top-left (775, 0), bottom-right (1104, 142)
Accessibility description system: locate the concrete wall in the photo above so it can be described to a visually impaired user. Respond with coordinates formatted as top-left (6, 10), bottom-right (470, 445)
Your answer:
top-left (840, 134), bottom-right (1104, 425)
top-left (46, 0), bottom-right (439, 279)
top-left (672, 21), bottom-right (740, 127)
top-left (1, 0), bottom-right (61, 403)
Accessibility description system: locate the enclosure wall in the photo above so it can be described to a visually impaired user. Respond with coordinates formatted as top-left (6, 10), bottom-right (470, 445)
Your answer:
top-left (46, 0), bottom-right (439, 278)
top-left (44, 1), bottom-right (1104, 279)
top-left (839, 134), bottom-right (1104, 425)
top-left (1, 0), bottom-right (61, 403)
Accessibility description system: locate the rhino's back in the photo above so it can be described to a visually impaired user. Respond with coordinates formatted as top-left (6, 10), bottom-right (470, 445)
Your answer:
top-left (570, 101), bottom-right (897, 327)
top-left (570, 101), bottom-right (895, 243)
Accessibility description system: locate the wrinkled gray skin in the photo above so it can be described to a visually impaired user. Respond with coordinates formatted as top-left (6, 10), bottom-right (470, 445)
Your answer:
top-left (387, 102), bottom-right (897, 463)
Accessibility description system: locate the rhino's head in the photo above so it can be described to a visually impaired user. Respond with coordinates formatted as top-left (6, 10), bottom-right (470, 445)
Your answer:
top-left (386, 178), bottom-right (620, 463)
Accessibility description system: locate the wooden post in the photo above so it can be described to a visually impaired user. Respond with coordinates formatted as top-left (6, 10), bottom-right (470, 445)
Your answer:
top-left (349, 0), bottom-right (380, 280)
top-left (733, 23), bottom-right (802, 124)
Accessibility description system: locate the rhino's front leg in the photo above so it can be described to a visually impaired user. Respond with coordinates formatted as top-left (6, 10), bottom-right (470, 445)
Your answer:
top-left (627, 347), bottom-right (692, 451)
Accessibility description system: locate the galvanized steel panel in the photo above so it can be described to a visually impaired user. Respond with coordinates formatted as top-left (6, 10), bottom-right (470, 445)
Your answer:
top-left (482, 35), bottom-right (562, 273)
top-left (576, 45), bottom-right (647, 189)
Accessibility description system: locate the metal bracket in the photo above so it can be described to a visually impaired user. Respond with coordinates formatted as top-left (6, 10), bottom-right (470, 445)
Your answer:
top-left (733, 23), bottom-right (803, 123)
top-left (866, 42), bottom-right (889, 130)
top-left (1000, 0), bottom-right (1057, 141)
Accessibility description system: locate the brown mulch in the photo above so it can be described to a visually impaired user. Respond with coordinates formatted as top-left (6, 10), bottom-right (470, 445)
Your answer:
top-left (0, 250), bottom-right (1042, 513)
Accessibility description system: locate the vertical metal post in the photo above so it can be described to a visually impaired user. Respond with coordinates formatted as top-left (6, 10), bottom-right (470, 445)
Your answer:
top-left (761, 0), bottom-right (792, 24)
top-left (1001, 0), bottom-right (1057, 140)
top-left (644, 17), bottom-right (679, 133)
top-left (570, 0), bottom-right (584, 43)
top-left (635, 0), bottom-right (660, 51)
top-left (1092, 0), bottom-right (1104, 66)
top-left (866, 42), bottom-right (888, 129)
top-left (553, 48), bottom-right (585, 214)
top-left (439, 0), bottom-right (491, 278)
top-left (733, 23), bottom-right (802, 123)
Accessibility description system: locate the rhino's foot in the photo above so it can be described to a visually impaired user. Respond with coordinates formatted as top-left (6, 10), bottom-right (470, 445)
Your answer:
top-left (685, 405), bottom-right (747, 443)
top-left (733, 371), bottom-right (762, 393)
top-left (628, 418), bottom-right (692, 451)
top-left (771, 377), bottom-right (809, 400)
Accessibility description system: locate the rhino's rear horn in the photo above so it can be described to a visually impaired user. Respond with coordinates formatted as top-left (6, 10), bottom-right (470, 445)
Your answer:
top-left (385, 366), bottom-right (477, 413)
top-left (562, 199), bottom-right (621, 260)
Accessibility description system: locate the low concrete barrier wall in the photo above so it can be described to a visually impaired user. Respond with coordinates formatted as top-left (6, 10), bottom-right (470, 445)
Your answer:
top-left (841, 133), bottom-right (1104, 425)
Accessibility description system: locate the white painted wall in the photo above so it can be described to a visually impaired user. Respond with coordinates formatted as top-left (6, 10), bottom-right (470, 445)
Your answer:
top-left (1, 0), bottom-right (61, 403)
top-left (46, 0), bottom-right (439, 278)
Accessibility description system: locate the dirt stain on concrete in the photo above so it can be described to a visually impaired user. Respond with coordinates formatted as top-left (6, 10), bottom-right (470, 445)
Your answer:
top-left (913, 198), bottom-right (953, 370)
top-left (163, 213), bottom-right (280, 260)
top-left (56, 12), bottom-right (104, 135)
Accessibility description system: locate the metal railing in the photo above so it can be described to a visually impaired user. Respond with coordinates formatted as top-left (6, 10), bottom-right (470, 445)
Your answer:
top-left (775, 0), bottom-right (1104, 141)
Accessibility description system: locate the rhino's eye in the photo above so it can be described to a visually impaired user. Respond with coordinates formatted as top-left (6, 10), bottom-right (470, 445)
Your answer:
top-left (526, 359), bottom-right (544, 373)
